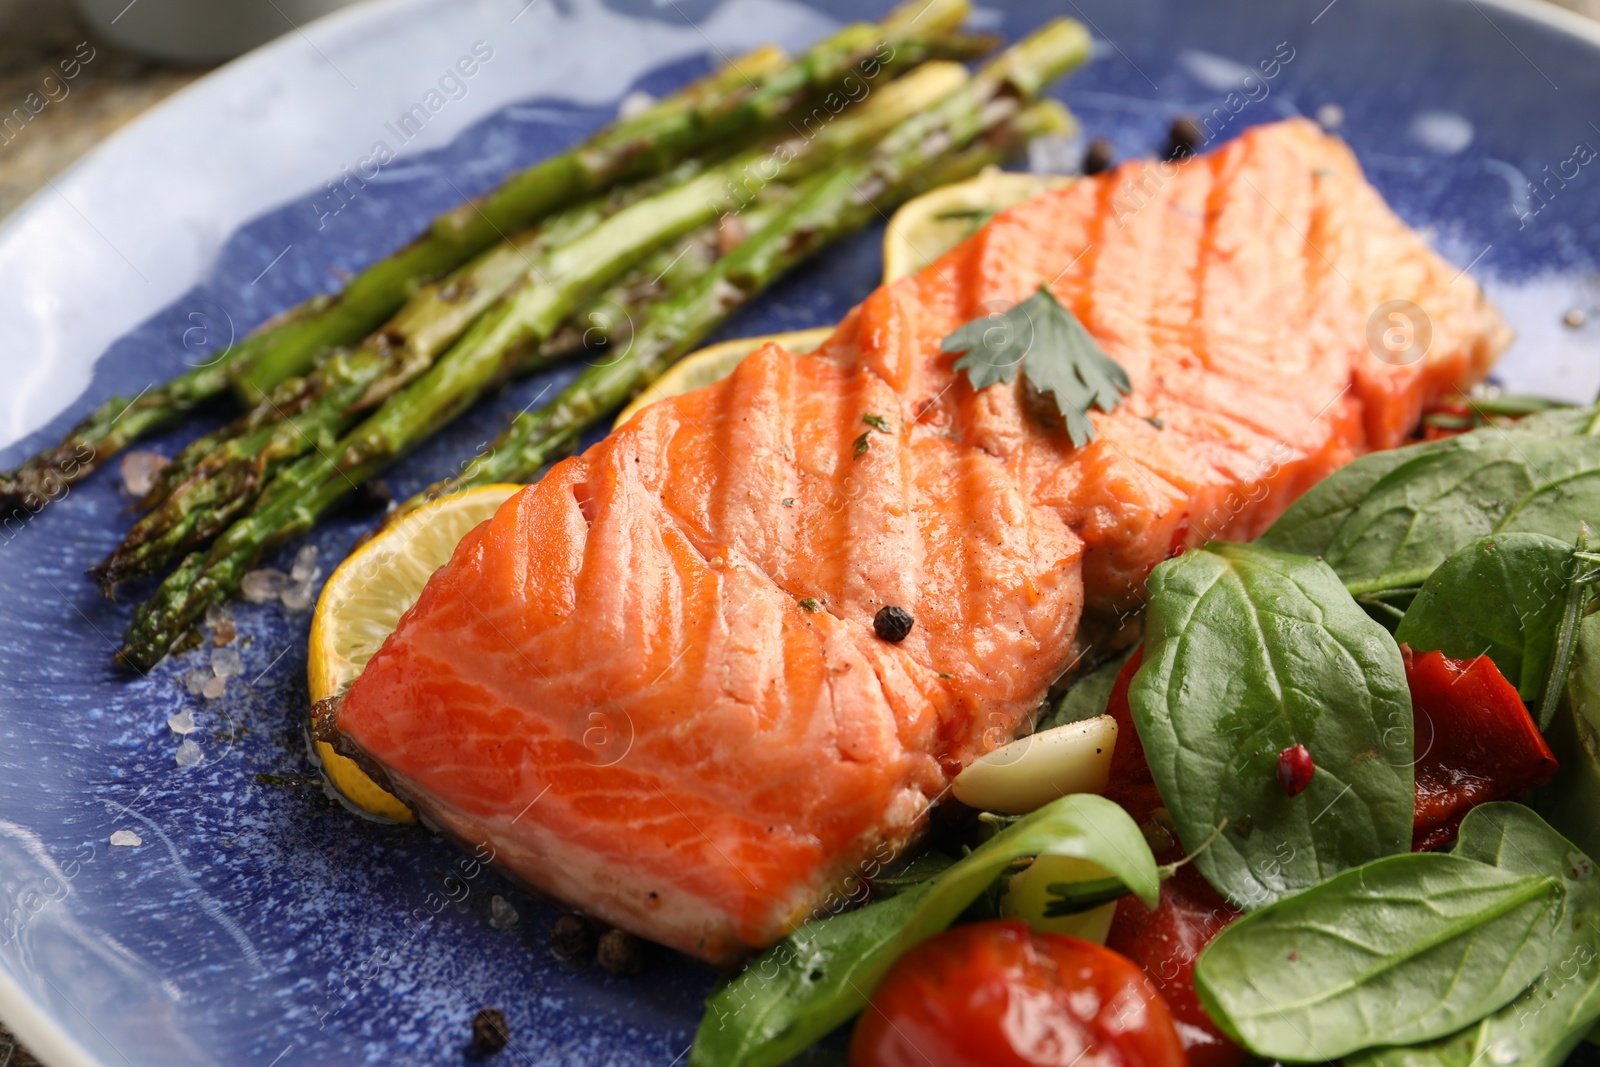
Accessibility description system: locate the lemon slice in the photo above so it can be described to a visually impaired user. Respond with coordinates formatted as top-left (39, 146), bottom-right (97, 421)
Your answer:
top-left (307, 483), bottom-right (522, 822)
top-left (882, 168), bottom-right (1074, 283)
top-left (613, 327), bottom-right (834, 430)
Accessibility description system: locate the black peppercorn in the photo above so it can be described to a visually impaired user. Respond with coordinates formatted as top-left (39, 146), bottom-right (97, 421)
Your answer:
top-left (470, 1007), bottom-right (509, 1055)
top-left (1082, 137), bottom-right (1115, 176)
top-left (355, 478), bottom-right (395, 510)
top-left (597, 928), bottom-right (646, 974)
top-left (550, 914), bottom-right (595, 959)
top-left (874, 605), bottom-right (914, 643)
top-left (1167, 114), bottom-right (1204, 159)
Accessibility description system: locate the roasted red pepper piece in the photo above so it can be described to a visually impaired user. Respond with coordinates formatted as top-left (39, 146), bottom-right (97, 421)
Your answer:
top-left (1405, 646), bottom-right (1559, 851)
top-left (1101, 647), bottom-right (1246, 1067)
top-left (1105, 864), bottom-right (1245, 1067)
top-left (1099, 642), bottom-right (1559, 1063)
top-left (1103, 647), bottom-right (1165, 827)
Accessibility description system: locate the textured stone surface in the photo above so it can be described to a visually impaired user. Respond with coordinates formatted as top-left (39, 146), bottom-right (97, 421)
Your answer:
top-left (0, 0), bottom-right (210, 224)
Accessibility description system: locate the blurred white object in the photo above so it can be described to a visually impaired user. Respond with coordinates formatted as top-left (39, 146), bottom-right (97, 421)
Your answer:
top-left (74, 0), bottom-right (364, 63)
top-left (1548, 0), bottom-right (1600, 19)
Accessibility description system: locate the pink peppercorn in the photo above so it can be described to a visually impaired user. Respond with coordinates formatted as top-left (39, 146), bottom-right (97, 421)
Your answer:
top-left (1277, 744), bottom-right (1315, 797)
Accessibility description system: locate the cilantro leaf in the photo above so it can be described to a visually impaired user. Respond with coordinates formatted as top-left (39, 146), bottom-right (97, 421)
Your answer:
top-left (940, 285), bottom-right (1132, 447)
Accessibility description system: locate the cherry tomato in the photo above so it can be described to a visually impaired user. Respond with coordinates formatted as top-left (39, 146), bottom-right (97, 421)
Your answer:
top-left (1105, 863), bottom-right (1244, 1067)
top-left (849, 919), bottom-right (1185, 1067)
top-left (1404, 646), bottom-right (1559, 850)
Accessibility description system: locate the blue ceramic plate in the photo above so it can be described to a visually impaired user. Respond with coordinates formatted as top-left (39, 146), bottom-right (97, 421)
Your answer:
top-left (2, 0), bottom-right (1598, 1063)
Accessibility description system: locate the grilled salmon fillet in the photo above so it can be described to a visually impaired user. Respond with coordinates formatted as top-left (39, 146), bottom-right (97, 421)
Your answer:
top-left (331, 119), bottom-right (1509, 963)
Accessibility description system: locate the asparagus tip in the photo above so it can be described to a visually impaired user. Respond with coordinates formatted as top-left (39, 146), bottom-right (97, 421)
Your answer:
top-left (1014, 99), bottom-right (1076, 140)
top-left (881, 0), bottom-right (971, 38)
top-left (981, 18), bottom-right (1093, 99)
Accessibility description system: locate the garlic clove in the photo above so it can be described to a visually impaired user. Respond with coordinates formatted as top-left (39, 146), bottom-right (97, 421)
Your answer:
top-left (951, 714), bottom-right (1117, 815)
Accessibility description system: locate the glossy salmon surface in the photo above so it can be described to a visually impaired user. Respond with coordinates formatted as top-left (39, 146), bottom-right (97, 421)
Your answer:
top-left (821, 117), bottom-right (1507, 612)
top-left (333, 120), bottom-right (1508, 963)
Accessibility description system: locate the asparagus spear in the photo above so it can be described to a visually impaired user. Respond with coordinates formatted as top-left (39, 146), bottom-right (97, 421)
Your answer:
top-left (141, 151), bottom-right (731, 512)
top-left (117, 58), bottom-right (975, 669)
top-left (236, 13), bottom-right (989, 403)
top-left (138, 208), bottom-right (583, 507)
top-left (0, 54), bottom-right (765, 517)
top-left (94, 161), bottom-right (720, 591)
top-left (408, 99), bottom-right (1074, 505)
top-left (0, 0), bottom-right (985, 512)
top-left (90, 228), bottom-right (559, 590)
top-left (95, 179), bottom-right (777, 590)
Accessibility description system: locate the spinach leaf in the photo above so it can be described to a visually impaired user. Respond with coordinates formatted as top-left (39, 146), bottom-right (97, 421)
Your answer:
top-left (1513, 404), bottom-right (1600, 439)
top-left (1534, 608), bottom-right (1600, 863)
top-left (1193, 851), bottom-right (1564, 1062)
top-left (1423, 396), bottom-right (1580, 437)
top-left (689, 794), bottom-right (1155, 1067)
top-left (1319, 435), bottom-right (1600, 596)
top-left (1038, 648), bottom-right (1132, 730)
top-left (1131, 542), bottom-right (1414, 909)
top-left (1348, 803), bottom-right (1600, 1067)
top-left (1394, 533), bottom-right (1578, 704)
top-left (867, 849), bottom-right (954, 900)
top-left (1262, 412), bottom-right (1600, 584)
top-left (1261, 438), bottom-right (1454, 559)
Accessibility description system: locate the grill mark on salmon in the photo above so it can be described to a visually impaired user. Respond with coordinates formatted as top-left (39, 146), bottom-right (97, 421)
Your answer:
top-left (333, 119), bottom-right (1509, 963)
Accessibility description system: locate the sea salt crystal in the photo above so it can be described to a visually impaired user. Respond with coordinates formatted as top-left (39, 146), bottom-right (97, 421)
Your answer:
top-left (201, 675), bottom-right (227, 700)
top-left (281, 580), bottom-right (315, 612)
top-left (110, 829), bottom-right (142, 847)
top-left (241, 568), bottom-right (287, 603)
top-left (119, 451), bottom-right (169, 498)
top-left (1028, 132), bottom-right (1084, 175)
top-left (617, 90), bottom-right (655, 119)
top-left (167, 709), bottom-right (197, 735)
top-left (211, 647), bottom-right (243, 679)
top-left (175, 739), bottom-right (203, 767)
top-left (205, 602), bottom-right (236, 645)
top-left (1316, 103), bottom-right (1345, 130)
top-left (1410, 110), bottom-right (1473, 155)
top-left (290, 544), bottom-right (320, 583)
top-left (489, 895), bottom-right (519, 930)
top-left (185, 669), bottom-right (212, 696)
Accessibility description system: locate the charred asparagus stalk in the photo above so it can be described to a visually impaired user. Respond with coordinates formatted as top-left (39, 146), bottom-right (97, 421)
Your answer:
top-left (93, 161), bottom-right (719, 591)
top-left (236, 7), bottom-right (988, 403)
top-left (117, 57), bottom-right (979, 669)
top-left (0, 0), bottom-right (985, 511)
top-left (408, 99), bottom-right (1074, 505)
top-left (98, 202), bottom-right (765, 590)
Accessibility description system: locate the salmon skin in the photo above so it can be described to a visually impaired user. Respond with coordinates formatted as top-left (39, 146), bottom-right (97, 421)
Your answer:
top-left (331, 119), bottom-right (1508, 964)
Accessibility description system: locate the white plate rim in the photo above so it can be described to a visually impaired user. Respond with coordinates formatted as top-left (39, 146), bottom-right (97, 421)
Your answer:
top-left (2, 0), bottom-right (1598, 1063)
